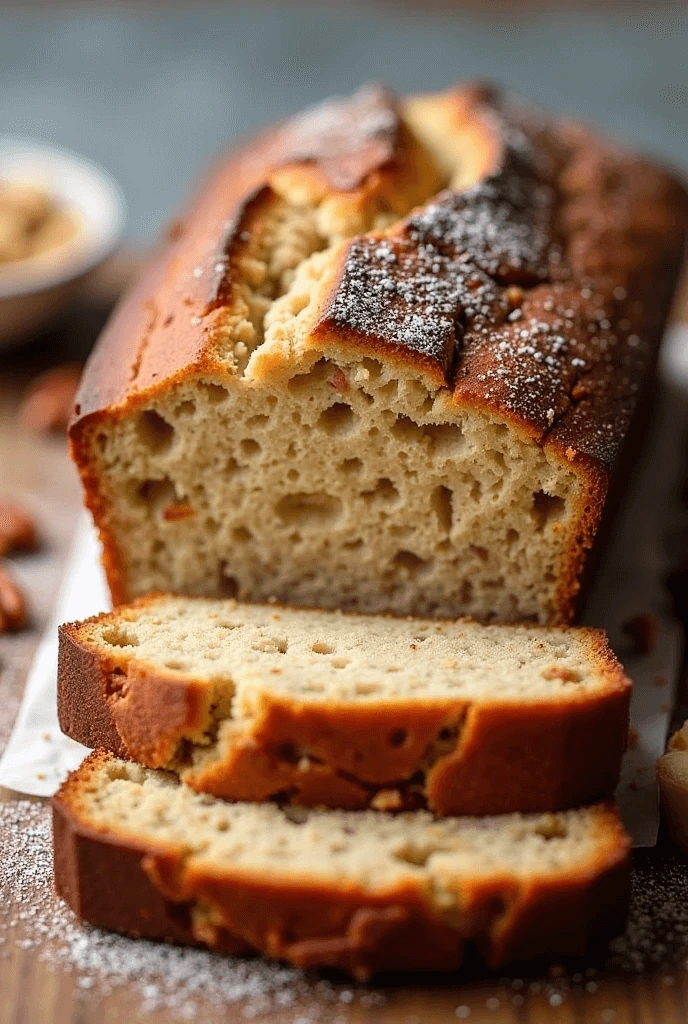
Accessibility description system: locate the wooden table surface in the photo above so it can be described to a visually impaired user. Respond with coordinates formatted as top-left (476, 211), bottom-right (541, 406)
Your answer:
top-left (2, 264), bottom-right (688, 1024)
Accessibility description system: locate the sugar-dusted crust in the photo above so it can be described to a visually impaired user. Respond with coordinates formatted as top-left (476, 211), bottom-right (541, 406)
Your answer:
top-left (69, 83), bottom-right (688, 619)
top-left (53, 751), bottom-right (631, 979)
top-left (57, 595), bottom-right (631, 816)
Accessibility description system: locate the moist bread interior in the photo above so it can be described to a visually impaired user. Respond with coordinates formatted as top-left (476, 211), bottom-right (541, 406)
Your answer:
top-left (83, 595), bottom-right (618, 780)
top-left (74, 755), bottom-right (614, 887)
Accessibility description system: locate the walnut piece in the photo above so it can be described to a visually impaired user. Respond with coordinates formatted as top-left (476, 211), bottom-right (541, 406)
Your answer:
top-left (0, 500), bottom-right (39, 556)
top-left (0, 562), bottom-right (27, 632)
top-left (19, 364), bottom-right (82, 434)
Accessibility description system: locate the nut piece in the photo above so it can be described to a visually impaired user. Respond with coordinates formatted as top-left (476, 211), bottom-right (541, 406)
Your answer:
top-left (658, 721), bottom-right (688, 853)
top-left (0, 562), bottom-right (27, 632)
top-left (19, 364), bottom-right (82, 434)
top-left (0, 500), bottom-right (39, 556)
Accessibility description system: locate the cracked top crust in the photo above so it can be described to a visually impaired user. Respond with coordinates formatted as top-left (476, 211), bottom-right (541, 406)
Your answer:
top-left (71, 82), bottom-right (687, 482)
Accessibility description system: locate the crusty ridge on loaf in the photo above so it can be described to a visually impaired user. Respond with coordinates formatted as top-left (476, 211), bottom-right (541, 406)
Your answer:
top-left (53, 751), bottom-right (631, 979)
top-left (58, 594), bottom-right (631, 815)
top-left (69, 83), bottom-right (688, 622)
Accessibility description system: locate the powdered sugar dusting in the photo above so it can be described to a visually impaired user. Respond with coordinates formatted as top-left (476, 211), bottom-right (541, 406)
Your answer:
top-left (280, 84), bottom-right (399, 193)
top-left (318, 85), bottom-right (682, 474)
top-left (320, 97), bottom-right (556, 382)
top-left (0, 799), bottom-right (384, 1019)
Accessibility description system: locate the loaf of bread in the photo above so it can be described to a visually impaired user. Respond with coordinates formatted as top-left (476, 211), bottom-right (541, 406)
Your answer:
top-left (69, 84), bottom-right (687, 623)
top-left (58, 595), bottom-right (631, 815)
top-left (53, 751), bottom-right (630, 979)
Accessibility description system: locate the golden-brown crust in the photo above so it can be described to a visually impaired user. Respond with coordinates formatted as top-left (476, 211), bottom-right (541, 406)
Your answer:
top-left (52, 751), bottom-right (631, 979)
top-left (69, 83), bottom-right (688, 618)
top-left (57, 600), bottom-right (631, 815)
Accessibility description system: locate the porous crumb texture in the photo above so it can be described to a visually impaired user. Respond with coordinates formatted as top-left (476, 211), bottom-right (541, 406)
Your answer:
top-left (79, 595), bottom-right (616, 701)
top-left (71, 83), bottom-right (688, 622)
top-left (1, 796), bottom-right (679, 1018)
top-left (59, 596), bottom-right (630, 814)
top-left (65, 755), bottom-right (619, 882)
top-left (53, 752), bottom-right (630, 977)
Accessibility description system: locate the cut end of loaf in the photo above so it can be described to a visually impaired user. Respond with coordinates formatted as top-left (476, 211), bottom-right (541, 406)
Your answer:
top-left (77, 359), bottom-right (581, 621)
top-left (70, 83), bottom-right (688, 621)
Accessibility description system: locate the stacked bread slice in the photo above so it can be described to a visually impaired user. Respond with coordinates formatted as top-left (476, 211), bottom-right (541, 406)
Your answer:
top-left (54, 597), bottom-right (632, 977)
top-left (52, 80), bottom-right (688, 977)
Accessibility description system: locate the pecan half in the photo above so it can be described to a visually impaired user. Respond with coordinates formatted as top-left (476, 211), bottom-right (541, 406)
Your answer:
top-left (0, 500), bottom-right (39, 556)
top-left (19, 364), bottom-right (83, 434)
top-left (0, 562), bottom-right (27, 632)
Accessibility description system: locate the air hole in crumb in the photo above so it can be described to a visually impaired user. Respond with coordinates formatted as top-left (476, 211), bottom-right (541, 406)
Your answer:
top-left (389, 728), bottom-right (408, 747)
top-left (506, 528), bottom-right (519, 546)
top-left (240, 438), bottom-right (261, 457)
top-left (312, 642), bottom-right (334, 654)
top-left (287, 359), bottom-right (330, 393)
top-left (136, 410), bottom-right (175, 453)
top-left (424, 422), bottom-right (464, 454)
top-left (175, 400), bottom-right (196, 417)
top-left (331, 657), bottom-right (349, 669)
top-left (253, 636), bottom-right (288, 654)
top-left (360, 357), bottom-right (382, 382)
top-left (199, 382), bottom-right (229, 404)
top-left (137, 477), bottom-right (176, 510)
top-left (378, 379), bottom-right (398, 401)
top-left (362, 477), bottom-right (400, 506)
top-left (165, 660), bottom-right (188, 672)
top-left (392, 550), bottom-right (429, 578)
top-left (287, 468), bottom-right (299, 482)
top-left (470, 544), bottom-right (488, 562)
top-left (340, 458), bottom-right (362, 475)
top-left (431, 485), bottom-right (453, 533)
top-left (218, 564), bottom-right (238, 598)
top-left (488, 449), bottom-right (507, 470)
top-left (532, 491), bottom-right (566, 530)
top-left (232, 526), bottom-right (252, 543)
top-left (275, 492), bottom-right (342, 527)
top-left (391, 414), bottom-right (425, 443)
top-left (317, 402), bottom-right (358, 436)
top-left (246, 413), bottom-right (269, 429)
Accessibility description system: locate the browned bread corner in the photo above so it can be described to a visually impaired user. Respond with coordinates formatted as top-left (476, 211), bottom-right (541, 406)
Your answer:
top-left (53, 751), bottom-right (631, 980)
top-left (69, 83), bottom-right (688, 623)
top-left (58, 595), bottom-right (631, 816)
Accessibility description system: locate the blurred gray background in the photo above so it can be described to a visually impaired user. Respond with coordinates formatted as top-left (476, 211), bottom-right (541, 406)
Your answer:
top-left (1, 3), bottom-right (686, 243)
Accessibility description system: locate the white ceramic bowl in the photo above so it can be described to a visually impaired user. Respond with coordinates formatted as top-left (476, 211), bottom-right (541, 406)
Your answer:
top-left (0, 138), bottom-right (126, 349)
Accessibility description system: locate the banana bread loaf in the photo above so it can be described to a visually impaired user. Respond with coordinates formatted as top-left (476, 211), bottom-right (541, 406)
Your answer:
top-left (58, 595), bottom-right (631, 815)
top-left (69, 83), bottom-right (688, 623)
top-left (53, 751), bottom-right (631, 979)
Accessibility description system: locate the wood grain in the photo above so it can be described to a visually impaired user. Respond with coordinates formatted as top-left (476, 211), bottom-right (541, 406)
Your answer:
top-left (1, 263), bottom-right (688, 1023)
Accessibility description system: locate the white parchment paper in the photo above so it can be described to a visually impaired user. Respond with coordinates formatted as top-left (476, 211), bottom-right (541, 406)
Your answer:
top-left (2, 327), bottom-right (687, 846)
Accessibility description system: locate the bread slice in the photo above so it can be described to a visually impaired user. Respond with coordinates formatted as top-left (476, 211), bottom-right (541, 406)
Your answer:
top-left (68, 85), bottom-right (688, 625)
top-left (53, 751), bottom-right (630, 979)
top-left (58, 595), bottom-right (631, 816)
